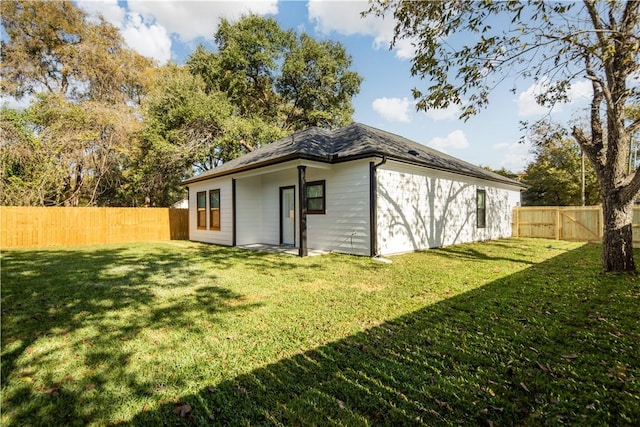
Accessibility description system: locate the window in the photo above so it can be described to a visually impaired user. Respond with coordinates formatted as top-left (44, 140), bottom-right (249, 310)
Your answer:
top-left (306, 180), bottom-right (326, 214)
top-left (209, 189), bottom-right (220, 230)
top-left (197, 191), bottom-right (206, 229)
top-left (477, 189), bottom-right (486, 228)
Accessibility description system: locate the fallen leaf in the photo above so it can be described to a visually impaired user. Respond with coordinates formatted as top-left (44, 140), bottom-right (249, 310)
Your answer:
top-left (208, 386), bottom-right (215, 393)
top-left (174, 403), bottom-right (192, 418)
top-left (435, 399), bottom-right (448, 408)
top-left (44, 384), bottom-right (60, 395)
top-left (85, 384), bottom-right (96, 390)
top-left (561, 353), bottom-right (578, 360)
top-left (336, 399), bottom-right (345, 409)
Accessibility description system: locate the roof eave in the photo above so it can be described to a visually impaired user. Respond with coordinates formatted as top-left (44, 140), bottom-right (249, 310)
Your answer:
top-left (335, 152), bottom-right (525, 189)
top-left (181, 153), bottom-right (333, 185)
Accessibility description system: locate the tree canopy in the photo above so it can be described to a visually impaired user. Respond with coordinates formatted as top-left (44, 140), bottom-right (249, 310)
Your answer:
top-left (187, 15), bottom-right (362, 137)
top-left (137, 15), bottom-right (362, 206)
top-left (521, 122), bottom-right (600, 206)
top-left (368, 0), bottom-right (639, 272)
top-left (1, 0), bottom-right (152, 206)
top-left (1, 4), bottom-right (362, 207)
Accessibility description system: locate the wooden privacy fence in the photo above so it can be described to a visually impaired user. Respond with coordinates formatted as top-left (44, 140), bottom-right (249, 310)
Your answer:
top-left (513, 206), bottom-right (640, 247)
top-left (1, 207), bottom-right (189, 249)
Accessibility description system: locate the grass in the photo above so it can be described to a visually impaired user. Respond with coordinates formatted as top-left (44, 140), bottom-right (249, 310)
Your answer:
top-left (1, 238), bottom-right (638, 426)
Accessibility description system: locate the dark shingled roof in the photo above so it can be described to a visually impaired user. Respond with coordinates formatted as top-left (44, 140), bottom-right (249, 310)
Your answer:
top-left (182, 122), bottom-right (524, 187)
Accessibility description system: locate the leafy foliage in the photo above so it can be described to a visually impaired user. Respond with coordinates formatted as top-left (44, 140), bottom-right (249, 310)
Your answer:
top-left (187, 15), bottom-right (362, 137)
top-left (0, 5), bottom-right (361, 207)
top-left (1, 0), bottom-right (150, 104)
top-left (0, 0), bottom-right (152, 206)
top-left (137, 15), bottom-right (361, 206)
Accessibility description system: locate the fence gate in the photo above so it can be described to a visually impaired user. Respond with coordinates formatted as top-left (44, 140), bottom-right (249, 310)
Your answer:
top-left (513, 206), bottom-right (640, 247)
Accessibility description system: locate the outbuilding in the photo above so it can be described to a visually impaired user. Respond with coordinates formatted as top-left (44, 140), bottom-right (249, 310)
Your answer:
top-left (182, 123), bottom-right (523, 256)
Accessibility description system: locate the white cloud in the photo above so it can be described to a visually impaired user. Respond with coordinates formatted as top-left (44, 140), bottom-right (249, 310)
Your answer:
top-left (424, 104), bottom-right (460, 121)
top-left (568, 80), bottom-right (592, 102)
top-left (308, 0), bottom-right (415, 60)
top-left (1, 94), bottom-right (33, 110)
top-left (372, 97), bottom-right (412, 122)
top-left (121, 13), bottom-right (172, 64)
top-left (517, 78), bottom-right (550, 117)
top-left (518, 77), bottom-right (592, 117)
top-left (77, 1), bottom-right (172, 64)
top-left (128, 1), bottom-right (278, 42)
top-left (491, 141), bottom-right (531, 172)
top-left (427, 130), bottom-right (469, 152)
top-left (77, 0), bottom-right (125, 25)
top-left (77, 1), bottom-right (278, 64)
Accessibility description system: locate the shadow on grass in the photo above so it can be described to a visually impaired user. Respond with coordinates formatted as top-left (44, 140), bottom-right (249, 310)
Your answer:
top-left (2, 242), bottom-right (337, 425)
top-left (126, 244), bottom-right (639, 426)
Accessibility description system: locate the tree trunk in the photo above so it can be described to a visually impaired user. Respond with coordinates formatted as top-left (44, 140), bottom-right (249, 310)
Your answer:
top-left (601, 195), bottom-right (636, 272)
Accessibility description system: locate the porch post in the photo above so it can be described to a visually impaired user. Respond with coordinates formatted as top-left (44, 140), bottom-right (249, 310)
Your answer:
top-left (297, 165), bottom-right (308, 257)
top-left (232, 178), bottom-right (237, 247)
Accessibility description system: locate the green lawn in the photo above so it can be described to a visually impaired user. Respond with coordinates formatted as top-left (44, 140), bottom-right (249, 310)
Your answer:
top-left (1, 238), bottom-right (638, 426)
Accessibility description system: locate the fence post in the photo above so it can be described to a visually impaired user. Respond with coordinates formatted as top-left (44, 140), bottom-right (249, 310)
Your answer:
top-left (598, 206), bottom-right (604, 241)
top-left (555, 208), bottom-right (561, 240)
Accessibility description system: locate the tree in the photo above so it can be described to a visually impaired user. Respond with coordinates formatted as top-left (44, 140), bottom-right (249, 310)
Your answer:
top-left (1, 0), bottom-right (150, 104)
top-left (367, 1), bottom-right (640, 272)
top-left (521, 123), bottom-right (600, 206)
top-left (1, 0), bottom-right (153, 206)
top-left (138, 65), bottom-right (285, 206)
top-left (481, 166), bottom-right (520, 181)
top-left (187, 15), bottom-right (362, 141)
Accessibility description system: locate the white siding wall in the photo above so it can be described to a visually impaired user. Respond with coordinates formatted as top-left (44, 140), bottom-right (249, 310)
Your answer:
top-left (306, 160), bottom-right (370, 256)
top-left (239, 162), bottom-right (371, 255)
top-left (188, 177), bottom-right (233, 245)
top-left (377, 161), bottom-right (521, 255)
top-left (235, 176), bottom-right (263, 246)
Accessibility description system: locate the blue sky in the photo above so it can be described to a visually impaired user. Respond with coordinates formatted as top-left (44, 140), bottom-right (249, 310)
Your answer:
top-left (70, 2), bottom-right (592, 171)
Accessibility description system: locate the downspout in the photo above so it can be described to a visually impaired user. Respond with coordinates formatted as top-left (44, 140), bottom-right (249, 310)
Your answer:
top-left (369, 156), bottom-right (387, 257)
